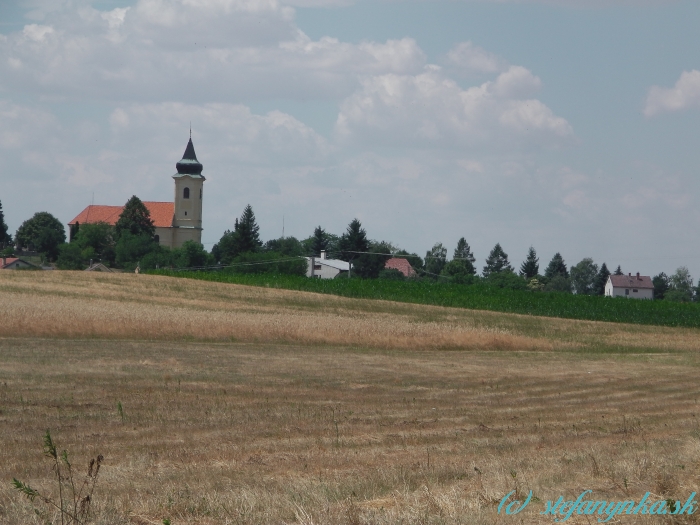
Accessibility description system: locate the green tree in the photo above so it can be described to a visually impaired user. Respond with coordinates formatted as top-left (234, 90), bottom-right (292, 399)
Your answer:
top-left (441, 260), bottom-right (476, 284)
top-left (56, 243), bottom-right (85, 270)
top-left (544, 253), bottom-right (569, 280)
top-left (544, 275), bottom-right (572, 293)
top-left (353, 241), bottom-right (392, 279)
top-left (338, 219), bottom-right (370, 275)
top-left (570, 258), bottom-right (599, 295)
top-left (425, 242), bottom-right (448, 277)
top-left (115, 196), bottom-right (155, 239)
top-left (174, 240), bottom-right (212, 268)
top-left (309, 226), bottom-right (329, 256)
top-left (235, 204), bottom-right (262, 254)
top-left (614, 265), bottom-right (623, 276)
top-left (666, 266), bottom-right (694, 302)
top-left (453, 238), bottom-right (475, 264)
top-left (593, 262), bottom-right (611, 296)
top-left (483, 243), bottom-right (513, 277)
top-left (652, 272), bottom-right (670, 300)
top-left (115, 232), bottom-right (159, 269)
top-left (519, 246), bottom-right (539, 280)
top-left (264, 236), bottom-right (304, 257)
top-left (72, 222), bottom-right (116, 266)
top-left (15, 212), bottom-right (66, 261)
top-left (0, 199), bottom-right (12, 247)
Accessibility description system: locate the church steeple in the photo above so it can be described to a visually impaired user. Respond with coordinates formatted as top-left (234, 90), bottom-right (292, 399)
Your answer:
top-left (175, 137), bottom-right (203, 175)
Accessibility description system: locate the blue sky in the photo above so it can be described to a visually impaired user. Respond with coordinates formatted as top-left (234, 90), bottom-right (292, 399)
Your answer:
top-left (1, 0), bottom-right (699, 279)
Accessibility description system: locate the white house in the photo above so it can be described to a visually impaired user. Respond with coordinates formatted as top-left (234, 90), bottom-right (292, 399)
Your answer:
top-left (605, 273), bottom-right (654, 299)
top-left (306, 251), bottom-right (350, 279)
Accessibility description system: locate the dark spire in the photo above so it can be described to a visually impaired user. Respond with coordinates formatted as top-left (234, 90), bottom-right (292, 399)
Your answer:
top-left (176, 136), bottom-right (203, 175)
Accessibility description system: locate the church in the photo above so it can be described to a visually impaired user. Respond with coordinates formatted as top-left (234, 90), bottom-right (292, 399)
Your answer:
top-left (68, 137), bottom-right (205, 249)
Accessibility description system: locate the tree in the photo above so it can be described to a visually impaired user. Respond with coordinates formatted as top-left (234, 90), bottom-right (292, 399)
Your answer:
top-left (520, 246), bottom-right (539, 280)
top-left (235, 204), bottom-right (262, 254)
top-left (213, 205), bottom-right (262, 264)
top-left (115, 232), bottom-right (159, 269)
top-left (338, 219), bottom-right (370, 275)
top-left (483, 243), bottom-right (513, 277)
top-left (310, 226), bottom-right (329, 256)
top-left (614, 265), bottom-right (623, 276)
top-left (593, 262), bottom-right (611, 296)
top-left (14, 212), bottom-right (66, 261)
top-left (0, 199), bottom-right (12, 247)
top-left (666, 266), bottom-right (694, 302)
top-left (570, 258), bottom-right (599, 295)
top-left (425, 242), bottom-right (448, 277)
top-left (453, 238), bottom-right (475, 264)
top-left (544, 275), bottom-right (572, 293)
top-left (114, 196), bottom-right (155, 239)
top-left (652, 273), bottom-right (670, 300)
top-left (56, 243), bottom-right (85, 270)
top-left (544, 253), bottom-right (569, 280)
top-left (73, 222), bottom-right (116, 266)
top-left (353, 241), bottom-right (392, 279)
top-left (264, 236), bottom-right (304, 257)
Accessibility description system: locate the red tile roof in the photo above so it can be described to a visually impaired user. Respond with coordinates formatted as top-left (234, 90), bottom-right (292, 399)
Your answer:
top-left (68, 202), bottom-right (174, 228)
top-left (1, 257), bottom-right (19, 269)
top-left (609, 274), bottom-right (654, 289)
top-left (385, 257), bottom-right (417, 278)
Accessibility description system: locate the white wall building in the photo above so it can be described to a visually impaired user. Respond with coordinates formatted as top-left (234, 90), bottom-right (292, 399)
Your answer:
top-left (306, 251), bottom-right (350, 279)
top-left (605, 273), bottom-right (654, 299)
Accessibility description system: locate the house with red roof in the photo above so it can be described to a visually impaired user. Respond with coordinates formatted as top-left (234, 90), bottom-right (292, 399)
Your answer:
top-left (1, 257), bottom-right (39, 270)
top-left (384, 257), bottom-right (417, 278)
top-left (605, 273), bottom-right (654, 300)
top-left (68, 136), bottom-right (205, 249)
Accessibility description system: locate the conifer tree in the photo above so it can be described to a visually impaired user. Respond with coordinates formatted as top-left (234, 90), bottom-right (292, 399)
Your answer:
top-left (115, 196), bottom-right (155, 239)
top-left (310, 226), bottom-right (329, 256)
top-left (338, 219), bottom-right (369, 261)
top-left (614, 265), bottom-right (623, 276)
top-left (483, 243), bottom-right (513, 277)
top-left (0, 200), bottom-right (12, 247)
top-left (544, 253), bottom-right (569, 280)
top-left (425, 242), bottom-right (448, 277)
top-left (453, 238), bottom-right (475, 264)
top-left (520, 246), bottom-right (539, 280)
top-left (234, 204), bottom-right (262, 254)
top-left (594, 262), bottom-right (611, 295)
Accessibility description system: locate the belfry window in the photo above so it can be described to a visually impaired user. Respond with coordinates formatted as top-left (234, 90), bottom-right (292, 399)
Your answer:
top-left (200, 188), bottom-right (202, 199)
top-left (183, 187), bottom-right (190, 199)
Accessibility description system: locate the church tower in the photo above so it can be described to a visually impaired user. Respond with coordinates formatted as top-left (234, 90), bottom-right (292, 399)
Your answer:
top-left (172, 134), bottom-right (205, 246)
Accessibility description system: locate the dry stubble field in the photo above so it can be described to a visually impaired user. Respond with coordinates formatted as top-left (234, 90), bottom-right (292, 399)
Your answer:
top-left (1, 271), bottom-right (700, 524)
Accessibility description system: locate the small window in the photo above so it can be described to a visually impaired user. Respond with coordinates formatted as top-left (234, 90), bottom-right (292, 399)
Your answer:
top-left (154, 235), bottom-right (160, 243)
top-left (633, 289), bottom-right (638, 293)
top-left (200, 188), bottom-right (202, 199)
top-left (625, 289), bottom-right (629, 295)
top-left (184, 211), bottom-right (187, 216)
top-left (314, 264), bottom-right (322, 270)
top-left (183, 187), bottom-right (190, 199)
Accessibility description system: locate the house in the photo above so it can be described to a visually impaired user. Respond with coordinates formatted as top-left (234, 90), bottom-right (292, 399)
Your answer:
top-left (384, 257), bottom-right (417, 278)
top-left (306, 251), bottom-right (350, 279)
top-left (605, 273), bottom-right (654, 299)
top-left (1, 257), bottom-right (38, 270)
top-left (68, 136), bottom-right (205, 249)
top-left (85, 262), bottom-right (114, 272)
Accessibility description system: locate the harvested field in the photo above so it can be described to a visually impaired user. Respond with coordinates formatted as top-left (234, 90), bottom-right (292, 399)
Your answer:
top-left (1, 271), bottom-right (700, 524)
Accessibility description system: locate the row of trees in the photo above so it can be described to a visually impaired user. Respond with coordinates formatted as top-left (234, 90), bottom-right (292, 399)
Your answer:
top-left (1, 197), bottom-right (697, 301)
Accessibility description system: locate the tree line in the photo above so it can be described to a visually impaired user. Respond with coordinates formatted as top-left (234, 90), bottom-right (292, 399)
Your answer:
top-left (1, 197), bottom-right (697, 302)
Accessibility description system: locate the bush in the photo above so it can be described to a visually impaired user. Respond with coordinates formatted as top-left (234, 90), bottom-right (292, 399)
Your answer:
top-left (227, 251), bottom-right (307, 276)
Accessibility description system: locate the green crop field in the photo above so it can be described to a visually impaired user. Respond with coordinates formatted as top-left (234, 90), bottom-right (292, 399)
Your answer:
top-left (152, 270), bottom-right (700, 328)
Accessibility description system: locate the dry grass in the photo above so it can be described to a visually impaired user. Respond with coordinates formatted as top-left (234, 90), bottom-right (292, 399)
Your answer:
top-left (1, 271), bottom-right (700, 524)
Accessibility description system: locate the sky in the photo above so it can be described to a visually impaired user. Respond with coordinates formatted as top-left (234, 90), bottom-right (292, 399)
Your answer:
top-left (1, 0), bottom-right (699, 278)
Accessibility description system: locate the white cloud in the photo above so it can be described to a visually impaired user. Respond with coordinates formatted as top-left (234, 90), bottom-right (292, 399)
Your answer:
top-left (445, 41), bottom-right (507, 74)
top-left (0, 0), bottom-right (425, 103)
top-left (644, 70), bottom-right (700, 117)
top-left (335, 65), bottom-right (573, 149)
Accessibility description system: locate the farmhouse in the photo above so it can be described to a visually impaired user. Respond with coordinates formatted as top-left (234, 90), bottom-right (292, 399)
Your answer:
top-left (68, 137), bottom-right (205, 249)
top-left (306, 251), bottom-right (350, 279)
top-left (1, 257), bottom-right (38, 270)
top-left (605, 273), bottom-right (654, 299)
top-left (384, 257), bottom-right (417, 278)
